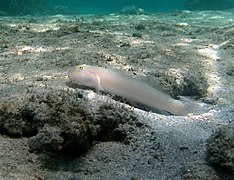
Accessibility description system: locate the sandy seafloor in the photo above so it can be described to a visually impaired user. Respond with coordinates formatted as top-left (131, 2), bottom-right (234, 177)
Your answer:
top-left (0, 9), bottom-right (234, 180)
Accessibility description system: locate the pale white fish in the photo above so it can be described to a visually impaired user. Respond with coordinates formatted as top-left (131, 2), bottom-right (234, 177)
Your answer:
top-left (67, 64), bottom-right (201, 115)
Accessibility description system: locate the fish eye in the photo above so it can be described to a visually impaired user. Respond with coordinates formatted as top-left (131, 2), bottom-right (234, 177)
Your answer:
top-left (77, 65), bottom-right (84, 70)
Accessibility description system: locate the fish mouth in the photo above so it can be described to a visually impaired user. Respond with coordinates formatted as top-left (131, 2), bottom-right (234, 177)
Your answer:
top-left (67, 67), bottom-right (78, 83)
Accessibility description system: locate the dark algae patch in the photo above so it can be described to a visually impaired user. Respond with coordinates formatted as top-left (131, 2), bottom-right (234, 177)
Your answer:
top-left (207, 125), bottom-right (234, 179)
top-left (0, 88), bottom-right (140, 157)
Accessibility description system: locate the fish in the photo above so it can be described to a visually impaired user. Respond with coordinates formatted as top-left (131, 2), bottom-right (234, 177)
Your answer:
top-left (67, 64), bottom-right (202, 115)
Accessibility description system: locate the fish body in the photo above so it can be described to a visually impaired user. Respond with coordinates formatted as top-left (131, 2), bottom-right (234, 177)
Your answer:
top-left (67, 65), bottom-right (199, 115)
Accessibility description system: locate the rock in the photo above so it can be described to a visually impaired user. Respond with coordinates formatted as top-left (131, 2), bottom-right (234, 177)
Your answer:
top-left (121, 5), bottom-right (144, 15)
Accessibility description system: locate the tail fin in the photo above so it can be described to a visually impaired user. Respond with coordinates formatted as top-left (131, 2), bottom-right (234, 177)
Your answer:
top-left (181, 102), bottom-right (208, 115)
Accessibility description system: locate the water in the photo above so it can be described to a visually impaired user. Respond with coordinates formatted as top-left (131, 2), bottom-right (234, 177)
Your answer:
top-left (1, 0), bottom-right (234, 16)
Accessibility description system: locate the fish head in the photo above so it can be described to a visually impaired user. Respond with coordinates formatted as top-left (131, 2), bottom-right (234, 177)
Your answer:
top-left (67, 64), bottom-right (103, 90)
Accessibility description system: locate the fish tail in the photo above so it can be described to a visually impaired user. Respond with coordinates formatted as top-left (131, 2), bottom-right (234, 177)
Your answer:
top-left (181, 102), bottom-right (206, 115)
